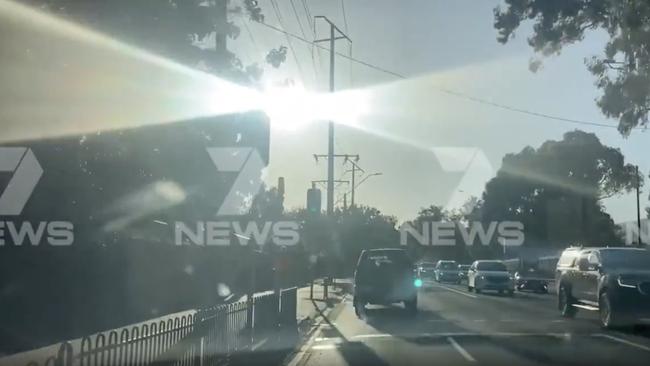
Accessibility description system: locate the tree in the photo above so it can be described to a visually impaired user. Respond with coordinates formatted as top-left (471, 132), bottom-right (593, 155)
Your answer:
top-left (334, 205), bottom-right (400, 274)
top-left (402, 204), bottom-right (480, 262)
top-left (20, 0), bottom-right (277, 83)
top-left (481, 130), bottom-right (639, 246)
top-left (494, 0), bottom-right (650, 135)
top-left (287, 205), bottom-right (400, 276)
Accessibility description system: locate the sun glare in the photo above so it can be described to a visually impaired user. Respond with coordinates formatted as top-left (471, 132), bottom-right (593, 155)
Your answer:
top-left (259, 85), bottom-right (370, 132)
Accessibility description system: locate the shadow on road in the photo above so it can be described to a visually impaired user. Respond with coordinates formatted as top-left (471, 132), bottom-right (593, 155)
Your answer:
top-left (312, 299), bottom-right (390, 366)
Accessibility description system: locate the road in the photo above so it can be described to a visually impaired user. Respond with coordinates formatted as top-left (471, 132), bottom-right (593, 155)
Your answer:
top-left (285, 280), bottom-right (650, 366)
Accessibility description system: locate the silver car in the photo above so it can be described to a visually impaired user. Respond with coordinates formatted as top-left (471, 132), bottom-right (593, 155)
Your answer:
top-left (467, 260), bottom-right (515, 295)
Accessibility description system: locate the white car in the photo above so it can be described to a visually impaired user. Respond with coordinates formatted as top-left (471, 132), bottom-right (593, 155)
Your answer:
top-left (467, 260), bottom-right (515, 296)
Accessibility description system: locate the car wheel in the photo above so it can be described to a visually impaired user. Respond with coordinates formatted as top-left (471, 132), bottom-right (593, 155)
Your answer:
top-left (353, 298), bottom-right (365, 318)
top-left (475, 288), bottom-right (482, 294)
top-left (404, 298), bottom-right (418, 315)
top-left (467, 285), bottom-right (473, 292)
top-left (498, 290), bottom-right (504, 295)
top-left (507, 290), bottom-right (514, 297)
top-left (558, 285), bottom-right (577, 318)
top-left (599, 291), bottom-right (623, 329)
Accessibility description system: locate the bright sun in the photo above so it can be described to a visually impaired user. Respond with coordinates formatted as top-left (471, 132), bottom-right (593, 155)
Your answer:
top-left (259, 84), bottom-right (369, 132)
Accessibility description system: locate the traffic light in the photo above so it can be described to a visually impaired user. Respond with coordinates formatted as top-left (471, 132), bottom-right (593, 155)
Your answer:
top-left (307, 187), bottom-right (321, 214)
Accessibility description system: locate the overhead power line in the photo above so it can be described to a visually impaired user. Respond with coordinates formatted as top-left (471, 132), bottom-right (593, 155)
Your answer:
top-left (255, 20), bottom-right (636, 131)
top-left (269, 0), bottom-right (306, 82)
top-left (289, 0), bottom-right (307, 38)
top-left (340, 0), bottom-right (349, 33)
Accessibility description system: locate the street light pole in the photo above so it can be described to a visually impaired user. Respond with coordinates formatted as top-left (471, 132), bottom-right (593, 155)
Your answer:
top-left (636, 165), bottom-right (643, 246)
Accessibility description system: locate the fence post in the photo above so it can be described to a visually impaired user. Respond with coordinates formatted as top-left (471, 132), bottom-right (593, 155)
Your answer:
top-left (55, 342), bottom-right (73, 366)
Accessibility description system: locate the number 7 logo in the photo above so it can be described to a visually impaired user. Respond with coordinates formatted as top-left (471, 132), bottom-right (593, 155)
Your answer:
top-left (207, 147), bottom-right (265, 216)
top-left (0, 147), bottom-right (43, 215)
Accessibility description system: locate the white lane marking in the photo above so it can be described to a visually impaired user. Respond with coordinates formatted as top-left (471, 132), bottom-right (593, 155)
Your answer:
top-left (352, 333), bottom-right (393, 339)
top-left (311, 344), bottom-right (337, 350)
top-left (551, 320), bottom-right (565, 323)
top-left (427, 319), bottom-right (453, 323)
top-left (352, 332), bottom-right (572, 339)
top-left (434, 283), bottom-right (478, 299)
top-left (286, 320), bottom-right (326, 366)
top-left (447, 337), bottom-right (476, 362)
top-left (251, 338), bottom-right (267, 351)
top-left (315, 337), bottom-right (343, 343)
top-left (500, 319), bottom-right (519, 322)
top-left (593, 334), bottom-right (650, 352)
top-left (473, 319), bottom-right (486, 323)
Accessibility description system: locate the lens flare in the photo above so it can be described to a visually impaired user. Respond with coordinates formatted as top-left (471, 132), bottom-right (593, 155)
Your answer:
top-left (0, 0), bottom-right (258, 143)
top-left (259, 85), bottom-right (370, 132)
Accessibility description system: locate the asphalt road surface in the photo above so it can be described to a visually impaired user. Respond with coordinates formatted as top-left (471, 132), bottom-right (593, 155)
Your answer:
top-left (286, 280), bottom-right (650, 366)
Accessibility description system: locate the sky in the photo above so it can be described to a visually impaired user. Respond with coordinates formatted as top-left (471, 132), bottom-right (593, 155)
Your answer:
top-left (229, 0), bottom-right (649, 223)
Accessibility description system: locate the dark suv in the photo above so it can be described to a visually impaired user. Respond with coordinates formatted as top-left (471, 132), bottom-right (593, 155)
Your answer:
top-left (353, 249), bottom-right (420, 316)
top-left (556, 247), bottom-right (650, 328)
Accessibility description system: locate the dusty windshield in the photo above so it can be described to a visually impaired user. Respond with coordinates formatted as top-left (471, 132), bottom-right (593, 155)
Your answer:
top-left (2, 1), bottom-right (650, 366)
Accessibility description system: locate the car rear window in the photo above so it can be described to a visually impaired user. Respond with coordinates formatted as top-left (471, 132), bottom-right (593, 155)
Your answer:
top-left (359, 251), bottom-right (411, 270)
top-left (600, 249), bottom-right (650, 269)
top-left (439, 262), bottom-right (457, 269)
top-left (476, 262), bottom-right (507, 271)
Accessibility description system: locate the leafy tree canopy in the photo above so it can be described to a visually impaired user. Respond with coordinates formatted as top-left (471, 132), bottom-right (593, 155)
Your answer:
top-left (481, 130), bottom-right (640, 245)
top-left (21, 0), bottom-right (270, 82)
top-left (494, 0), bottom-right (650, 135)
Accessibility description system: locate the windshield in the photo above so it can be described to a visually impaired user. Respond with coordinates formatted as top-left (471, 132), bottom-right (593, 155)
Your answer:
top-left (3, 1), bottom-right (650, 366)
top-left (477, 262), bottom-right (507, 272)
top-left (601, 250), bottom-right (650, 270)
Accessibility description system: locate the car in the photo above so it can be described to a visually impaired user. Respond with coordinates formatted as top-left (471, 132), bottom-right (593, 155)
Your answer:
top-left (434, 260), bottom-right (460, 283)
top-left (514, 268), bottom-right (549, 293)
top-left (467, 260), bottom-right (515, 295)
top-left (417, 262), bottom-right (436, 279)
top-left (556, 247), bottom-right (650, 329)
top-left (457, 264), bottom-right (471, 283)
top-left (353, 249), bottom-right (420, 317)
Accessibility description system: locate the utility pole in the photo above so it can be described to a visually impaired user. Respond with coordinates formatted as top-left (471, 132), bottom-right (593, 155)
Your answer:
top-left (214, 0), bottom-right (229, 69)
top-left (314, 154), bottom-right (359, 205)
top-left (636, 165), bottom-right (643, 246)
top-left (343, 194), bottom-right (347, 210)
top-left (347, 160), bottom-right (364, 207)
top-left (314, 16), bottom-right (351, 216)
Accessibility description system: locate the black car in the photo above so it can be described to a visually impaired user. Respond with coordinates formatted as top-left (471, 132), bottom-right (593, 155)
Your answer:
top-left (557, 247), bottom-right (650, 328)
top-left (417, 262), bottom-right (436, 279)
top-left (514, 268), bottom-right (549, 293)
top-left (353, 249), bottom-right (420, 316)
top-left (457, 264), bottom-right (470, 283)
